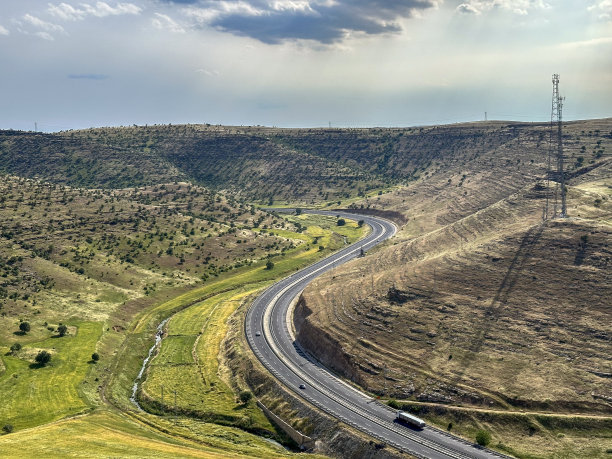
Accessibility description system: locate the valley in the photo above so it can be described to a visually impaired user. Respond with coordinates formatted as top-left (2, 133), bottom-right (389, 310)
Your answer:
top-left (0, 119), bottom-right (610, 458)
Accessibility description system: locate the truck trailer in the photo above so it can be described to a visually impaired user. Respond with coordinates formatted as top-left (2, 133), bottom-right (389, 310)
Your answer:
top-left (396, 411), bottom-right (426, 429)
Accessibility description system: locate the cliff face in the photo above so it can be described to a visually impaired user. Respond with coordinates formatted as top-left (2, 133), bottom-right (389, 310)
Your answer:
top-left (294, 295), bottom-right (365, 386)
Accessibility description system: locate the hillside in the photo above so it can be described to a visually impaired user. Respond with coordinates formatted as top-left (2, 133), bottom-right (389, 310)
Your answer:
top-left (0, 126), bottom-right (387, 204)
top-left (0, 177), bottom-right (301, 325)
top-left (2, 119), bottom-right (609, 207)
top-left (0, 118), bottom-right (610, 458)
top-left (294, 119), bottom-right (612, 457)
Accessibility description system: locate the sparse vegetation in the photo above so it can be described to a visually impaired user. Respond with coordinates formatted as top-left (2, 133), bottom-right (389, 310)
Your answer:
top-left (0, 118), bottom-right (609, 458)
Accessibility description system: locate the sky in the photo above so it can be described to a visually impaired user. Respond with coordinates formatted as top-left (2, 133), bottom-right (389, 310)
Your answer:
top-left (0, 0), bottom-right (611, 131)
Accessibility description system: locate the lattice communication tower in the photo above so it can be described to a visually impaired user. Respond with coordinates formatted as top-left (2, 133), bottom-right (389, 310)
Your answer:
top-left (544, 74), bottom-right (566, 220)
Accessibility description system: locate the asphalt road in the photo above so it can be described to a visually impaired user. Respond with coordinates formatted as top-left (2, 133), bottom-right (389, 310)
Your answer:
top-left (246, 210), bottom-right (509, 459)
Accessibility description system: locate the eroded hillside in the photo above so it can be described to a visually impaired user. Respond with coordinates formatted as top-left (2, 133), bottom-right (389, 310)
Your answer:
top-left (294, 118), bottom-right (612, 457)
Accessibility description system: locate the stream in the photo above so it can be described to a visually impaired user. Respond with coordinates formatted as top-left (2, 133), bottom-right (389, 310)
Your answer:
top-left (130, 317), bottom-right (170, 410)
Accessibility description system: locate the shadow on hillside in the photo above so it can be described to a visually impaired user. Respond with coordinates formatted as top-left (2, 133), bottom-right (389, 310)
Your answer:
top-left (28, 362), bottom-right (48, 369)
top-left (453, 224), bottom-right (544, 383)
top-left (574, 238), bottom-right (588, 266)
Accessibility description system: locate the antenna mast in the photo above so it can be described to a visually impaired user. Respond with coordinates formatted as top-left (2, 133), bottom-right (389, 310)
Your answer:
top-left (545, 74), bottom-right (567, 220)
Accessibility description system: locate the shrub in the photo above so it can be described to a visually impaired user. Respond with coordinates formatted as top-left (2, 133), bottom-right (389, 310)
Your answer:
top-left (91, 352), bottom-right (100, 362)
top-left (57, 324), bottom-right (68, 337)
top-left (19, 322), bottom-right (30, 334)
top-left (2, 424), bottom-right (13, 434)
top-left (387, 399), bottom-right (400, 409)
top-left (239, 390), bottom-right (253, 404)
top-left (35, 350), bottom-right (51, 366)
top-left (337, 218), bottom-right (346, 226)
top-left (265, 260), bottom-right (274, 270)
top-left (475, 429), bottom-right (491, 446)
top-left (10, 343), bottom-right (21, 354)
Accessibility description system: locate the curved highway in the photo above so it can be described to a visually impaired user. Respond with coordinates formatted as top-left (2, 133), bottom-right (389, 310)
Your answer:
top-left (246, 210), bottom-right (508, 459)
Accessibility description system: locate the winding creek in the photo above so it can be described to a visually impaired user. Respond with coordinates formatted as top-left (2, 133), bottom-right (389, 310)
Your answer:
top-left (130, 317), bottom-right (170, 410)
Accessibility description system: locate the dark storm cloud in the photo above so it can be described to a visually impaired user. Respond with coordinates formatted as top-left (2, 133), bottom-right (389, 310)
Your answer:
top-left (184, 0), bottom-right (437, 44)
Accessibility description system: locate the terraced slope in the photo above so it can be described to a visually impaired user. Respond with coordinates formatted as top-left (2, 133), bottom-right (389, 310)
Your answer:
top-left (294, 125), bottom-right (612, 457)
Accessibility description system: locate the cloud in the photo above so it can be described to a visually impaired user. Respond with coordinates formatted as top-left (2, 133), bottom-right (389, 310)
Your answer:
top-left (181, 0), bottom-right (438, 44)
top-left (23, 14), bottom-right (65, 32)
top-left (588, 0), bottom-right (612, 20)
top-left (558, 36), bottom-right (612, 49)
top-left (0, 25), bottom-right (9, 36)
top-left (14, 14), bottom-right (66, 40)
top-left (68, 73), bottom-right (109, 79)
top-left (152, 13), bottom-right (186, 33)
top-left (196, 68), bottom-right (220, 76)
top-left (48, 2), bottom-right (142, 21)
top-left (456, 3), bottom-right (481, 14)
top-left (455, 0), bottom-right (550, 16)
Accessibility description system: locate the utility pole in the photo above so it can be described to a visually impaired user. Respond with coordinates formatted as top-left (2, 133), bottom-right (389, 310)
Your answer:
top-left (484, 112), bottom-right (487, 122)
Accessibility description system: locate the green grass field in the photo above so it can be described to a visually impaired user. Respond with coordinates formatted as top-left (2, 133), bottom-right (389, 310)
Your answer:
top-left (0, 409), bottom-right (315, 458)
top-left (142, 287), bottom-right (272, 429)
top-left (0, 322), bottom-right (102, 430)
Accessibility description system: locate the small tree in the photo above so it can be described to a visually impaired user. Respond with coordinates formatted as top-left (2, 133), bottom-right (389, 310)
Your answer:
top-left (57, 324), bottom-right (68, 337)
top-left (10, 343), bottom-right (21, 354)
top-left (239, 390), bottom-right (252, 404)
top-left (475, 429), bottom-right (491, 446)
top-left (91, 352), bottom-right (100, 362)
top-left (337, 218), bottom-right (346, 226)
top-left (19, 322), bottom-right (30, 334)
top-left (35, 350), bottom-right (51, 367)
top-left (2, 424), bottom-right (13, 434)
top-left (265, 260), bottom-right (274, 270)
top-left (358, 220), bottom-right (364, 227)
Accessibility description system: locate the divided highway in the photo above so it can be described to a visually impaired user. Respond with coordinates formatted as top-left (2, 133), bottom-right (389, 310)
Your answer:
top-left (246, 210), bottom-right (507, 459)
